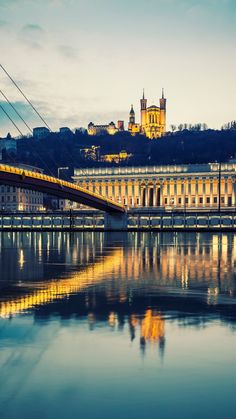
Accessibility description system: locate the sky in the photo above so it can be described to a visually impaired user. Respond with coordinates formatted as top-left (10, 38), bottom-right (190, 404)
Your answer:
top-left (0, 0), bottom-right (235, 136)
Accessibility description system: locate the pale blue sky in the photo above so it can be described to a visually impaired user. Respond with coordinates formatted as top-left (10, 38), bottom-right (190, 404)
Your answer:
top-left (0, 0), bottom-right (235, 135)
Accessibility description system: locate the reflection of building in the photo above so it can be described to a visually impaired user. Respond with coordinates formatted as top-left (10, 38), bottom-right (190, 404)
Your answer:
top-left (88, 121), bottom-right (124, 136)
top-left (73, 162), bottom-right (236, 209)
top-left (140, 310), bottom-right (165, 343)
top-left (128, 90), bottom-right (166, 139)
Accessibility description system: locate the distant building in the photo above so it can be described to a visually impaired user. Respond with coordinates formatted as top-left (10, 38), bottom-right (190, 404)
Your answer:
top-left (33, 127), bottom-right (50, 139)
top-left (0, 164), bottom-right (44, 212)
top-left (117, 120), bottom-right (125, 131)
top-left (59, 127), bottom-right (72, 134)
top-left (80, 145), bottom-right (100, 161)
top-left (128, 89), bottom-right (167, 139)
top-left (100, 150), bottom-right (132, 164)
top-left (0, 133), bottom-right (17, 159)
top-left (88, 120), bottom-right (124, 136)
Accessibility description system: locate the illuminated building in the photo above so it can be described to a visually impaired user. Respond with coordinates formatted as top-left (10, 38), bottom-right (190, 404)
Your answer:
top-left (128, 89), bottom-right (166, 139)
top-left (80, 145), bottom-right (100, 161)
top-left (88, 120), bottom-right (124, 136)
top-left (100, 150), bottom-right (132, 164)
top-left (73, 162), bottom-right (236, 209)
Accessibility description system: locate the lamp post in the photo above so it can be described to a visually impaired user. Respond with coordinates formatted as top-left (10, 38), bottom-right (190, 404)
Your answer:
top-left (57, 167), bottom-right (69, 212)
top-left (57, 166), bottom-right (69, 179)
top-left (218, 162), bottom-right (221, 213)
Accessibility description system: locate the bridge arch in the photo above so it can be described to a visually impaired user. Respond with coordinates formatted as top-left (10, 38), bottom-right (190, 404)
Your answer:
top-left (0, 165), bottom-right (125, 213)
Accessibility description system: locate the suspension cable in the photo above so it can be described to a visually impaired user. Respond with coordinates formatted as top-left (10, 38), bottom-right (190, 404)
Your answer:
top-left (0, 103), bottom-right (24, 137)
top-left (0, 63), bottom-right (106, 199)
top-left (0, 89), bottom-right (33, 134)
top-left (0, 99), bottom-right (54, 176)
top-left (0, 63), bottom-right (51, 131)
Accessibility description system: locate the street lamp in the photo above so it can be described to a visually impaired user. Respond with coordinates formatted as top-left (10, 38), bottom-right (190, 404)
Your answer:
top-left (218, 161), bottom-right (221, 213)
top-left (57, 167), bottom-right (69, 212)
top-left (57, 166), bottom-right (69, 179)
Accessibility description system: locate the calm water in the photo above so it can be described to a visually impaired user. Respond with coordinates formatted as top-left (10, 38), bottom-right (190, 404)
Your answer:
top-left (0, 232), bottom-right (236, 419)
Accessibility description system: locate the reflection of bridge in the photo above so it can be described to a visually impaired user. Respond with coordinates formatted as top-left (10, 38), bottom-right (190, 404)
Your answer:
top-left (0, 164), bottom-right (125, 213)
top-left (0, 247), bottom-right (123, 318)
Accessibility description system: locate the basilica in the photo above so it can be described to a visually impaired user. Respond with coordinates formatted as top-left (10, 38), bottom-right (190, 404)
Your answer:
top-left (128, 89), bottom-right (167, 139)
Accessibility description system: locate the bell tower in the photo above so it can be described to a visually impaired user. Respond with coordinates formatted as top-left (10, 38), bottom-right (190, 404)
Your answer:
top-left (159, 88), bottom-right (167, 135)
top-left (128, 104), bottom-right (135, 131)
top-left (140, 89), bottom-right (147, 130)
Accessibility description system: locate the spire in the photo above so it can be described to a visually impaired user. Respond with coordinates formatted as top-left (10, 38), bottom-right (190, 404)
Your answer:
top-left (162, 88), bottom-right (164, 99)
top-left (143, 88), bottom-right (145, 100)
top-left (130, 104), bottom-right (135, 115)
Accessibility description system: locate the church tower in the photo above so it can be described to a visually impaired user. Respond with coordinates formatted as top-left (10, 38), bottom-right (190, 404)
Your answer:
top-left (128, 104), bottom-right (135, 130)
top-left (140, 89), bottom-right (147, 130)
top-left (159, 88), bottom-right (167, 135)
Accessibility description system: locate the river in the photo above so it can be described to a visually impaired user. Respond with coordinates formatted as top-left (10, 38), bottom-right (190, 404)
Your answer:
top-left (0, 232), bottom-right (236, 419)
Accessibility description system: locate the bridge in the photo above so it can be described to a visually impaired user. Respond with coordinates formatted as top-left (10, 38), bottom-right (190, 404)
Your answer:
top-left (0, 164), bottom-right (125, 213)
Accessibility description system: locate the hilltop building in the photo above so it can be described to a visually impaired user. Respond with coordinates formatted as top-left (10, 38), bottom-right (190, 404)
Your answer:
top-left (0, 133), bottom-right (17, 159)
top-left (100, 150), bottom-right (132, 164)
top-left (33, 127), bottom-right (50, 139)
top-left (128, 89), bottom-right (167, 139)
top-left (88, 120), bottom-right (124, 136)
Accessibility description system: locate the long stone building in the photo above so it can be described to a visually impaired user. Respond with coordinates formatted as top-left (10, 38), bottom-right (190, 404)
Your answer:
top-left (73, 163), bottom-right (236, 210)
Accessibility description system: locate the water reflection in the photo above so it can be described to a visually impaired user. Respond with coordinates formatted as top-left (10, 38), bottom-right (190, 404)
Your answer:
top-left (1, 232), bottom-right (236, 419)
top-left (1, 232), bottom-right (236, 316)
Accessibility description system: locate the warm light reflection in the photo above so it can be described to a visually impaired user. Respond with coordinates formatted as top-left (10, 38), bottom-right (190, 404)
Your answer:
top-left (1, 232), bottom-right (236, 319)
top-left (140, 310), bottom-right (165, 343)
top-left (0, 248), bottom-right (122, 318)
top-left (19, 249), bottom-right (25, 269)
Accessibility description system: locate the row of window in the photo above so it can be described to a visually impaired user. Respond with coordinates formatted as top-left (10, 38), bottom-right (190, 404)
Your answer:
top-left (165, 196), bottom-right (232, 206)
top-left (1, 196), bottom-right (42, 204)
top-left (0, 186), bottom-right (42, 195)
top-left (103, 195), bottom-right (233, 207)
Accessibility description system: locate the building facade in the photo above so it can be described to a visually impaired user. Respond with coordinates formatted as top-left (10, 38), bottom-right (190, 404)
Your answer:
top-left (73, 163), bottom-right (236, 210)
top-left (0, 134), bottom-right (17, 159)
top-left (33, 127), bottom-right (50, 139)
top-left (0, 185), bottom-right (44, 212)
top-left (0, 164), bottom-right (44, 212)
top-left (128, 90), bottom-right (167, 139)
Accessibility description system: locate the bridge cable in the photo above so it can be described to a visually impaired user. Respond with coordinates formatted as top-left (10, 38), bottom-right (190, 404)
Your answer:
top-left (0, 89), bottom-right (33, 134)
top-left (0, 64), bottom-right (110, 202)
top-left (0, 94), bottom-right (55, 175)
top-left (0, 63), bottom-right (51, 131)
top-left (0, 64), bottom-right (79, 175)
top-left (0, 103), bottom-right (24, 137)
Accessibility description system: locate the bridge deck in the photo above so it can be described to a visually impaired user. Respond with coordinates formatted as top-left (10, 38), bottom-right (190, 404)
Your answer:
top-left (0, 164), bottom-right (125, 213)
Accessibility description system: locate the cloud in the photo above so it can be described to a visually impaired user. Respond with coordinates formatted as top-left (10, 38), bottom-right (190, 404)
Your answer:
top-left (19, 23), bottom-right (44, 49)
top-left (57, 45), bottom-right (78, 59)
top-left (0, 19), bottom-right (8, 27)
top-left (22, 23), bottom-right (43, 33)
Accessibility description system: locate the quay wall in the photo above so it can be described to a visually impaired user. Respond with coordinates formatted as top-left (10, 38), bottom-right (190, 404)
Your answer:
top-left (0, 210), bottom-right (236, 231)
